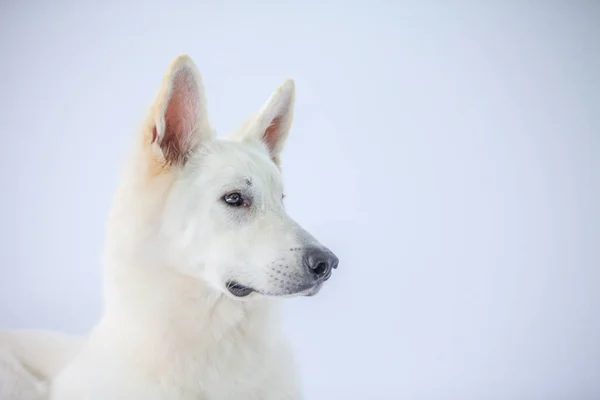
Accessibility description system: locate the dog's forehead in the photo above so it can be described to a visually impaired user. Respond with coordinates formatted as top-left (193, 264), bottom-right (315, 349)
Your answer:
top-left (194, 139), bottom-right (283, 189)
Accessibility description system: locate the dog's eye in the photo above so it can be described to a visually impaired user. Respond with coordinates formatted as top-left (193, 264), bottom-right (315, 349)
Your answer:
top-left (223, 192), bottom-right (245, 207)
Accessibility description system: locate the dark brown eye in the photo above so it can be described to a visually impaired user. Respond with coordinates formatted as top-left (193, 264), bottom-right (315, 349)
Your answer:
top-left (223, 192), bottom-right (244, 207)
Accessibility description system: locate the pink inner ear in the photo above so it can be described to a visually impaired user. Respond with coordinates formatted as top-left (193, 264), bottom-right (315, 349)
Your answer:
top-left (264, 116), bottom-right (283, 153)
top-left (161, 70), bottom-right (198, 163)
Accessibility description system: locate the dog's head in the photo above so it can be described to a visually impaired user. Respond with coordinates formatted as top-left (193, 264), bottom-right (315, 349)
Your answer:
top-left (129, 55), bottom-right (338, 300)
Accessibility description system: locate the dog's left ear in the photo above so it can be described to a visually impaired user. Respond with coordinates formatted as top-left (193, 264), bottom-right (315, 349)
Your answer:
top-left (248, 80), bottom-right (296, 166)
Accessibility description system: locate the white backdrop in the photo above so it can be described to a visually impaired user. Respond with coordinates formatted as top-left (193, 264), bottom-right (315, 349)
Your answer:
top-left (1, 2), bottom-right (599, 399)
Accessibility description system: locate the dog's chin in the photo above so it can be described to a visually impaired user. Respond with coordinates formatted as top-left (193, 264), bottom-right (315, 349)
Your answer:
top-left (297, 282), bottom-right (323, 297)
top-left (225, 280), bottom-right (323, 299)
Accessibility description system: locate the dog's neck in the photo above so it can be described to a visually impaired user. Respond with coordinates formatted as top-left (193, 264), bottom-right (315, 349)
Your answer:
top-left (102, 261), bottom-right (278, 349)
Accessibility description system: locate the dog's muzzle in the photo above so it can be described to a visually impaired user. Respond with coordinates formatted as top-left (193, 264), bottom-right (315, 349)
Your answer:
top-left (226, 247), bottom-right (339, 298)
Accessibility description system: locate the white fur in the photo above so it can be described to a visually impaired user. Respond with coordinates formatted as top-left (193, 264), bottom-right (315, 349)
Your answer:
top-left (0, 55), bottom-right (337, 400)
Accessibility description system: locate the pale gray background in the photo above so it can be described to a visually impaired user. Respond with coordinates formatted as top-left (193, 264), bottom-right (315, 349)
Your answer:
top-left (1, 1), bottom-right (599, 399)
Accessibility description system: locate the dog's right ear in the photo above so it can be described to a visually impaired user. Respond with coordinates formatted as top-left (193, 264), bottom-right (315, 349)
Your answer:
top-left (150, 55), bottom-right (212, 165)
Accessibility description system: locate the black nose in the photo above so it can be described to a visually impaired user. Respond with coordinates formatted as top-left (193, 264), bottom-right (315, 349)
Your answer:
top-left (303, 247), bottom-right (339, 280)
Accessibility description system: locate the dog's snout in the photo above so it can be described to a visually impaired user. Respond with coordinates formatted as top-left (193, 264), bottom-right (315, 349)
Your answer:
top-left (304, 248), bottom-right (339, 281)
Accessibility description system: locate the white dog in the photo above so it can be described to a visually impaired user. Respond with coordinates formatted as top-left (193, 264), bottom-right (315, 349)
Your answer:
top-left (0, 54), bottom-right (338, 400)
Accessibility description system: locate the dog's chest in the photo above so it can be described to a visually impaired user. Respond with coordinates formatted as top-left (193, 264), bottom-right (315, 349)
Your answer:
top-left (91, 350), bottom-right (298, 400)
top-left (74, 326), bottom-right (301, 400)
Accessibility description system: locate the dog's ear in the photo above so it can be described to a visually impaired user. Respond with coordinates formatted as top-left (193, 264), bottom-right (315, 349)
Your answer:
top-left (247, 80), bottom-right (295, 166)
top-left (150, 55), bottom-right (212, 165)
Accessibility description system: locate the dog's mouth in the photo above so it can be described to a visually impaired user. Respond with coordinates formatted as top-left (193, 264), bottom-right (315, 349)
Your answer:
top-left (226, 280), bottom-right (323, 298)
top-left (226, 281), bottom-right (255, 297)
